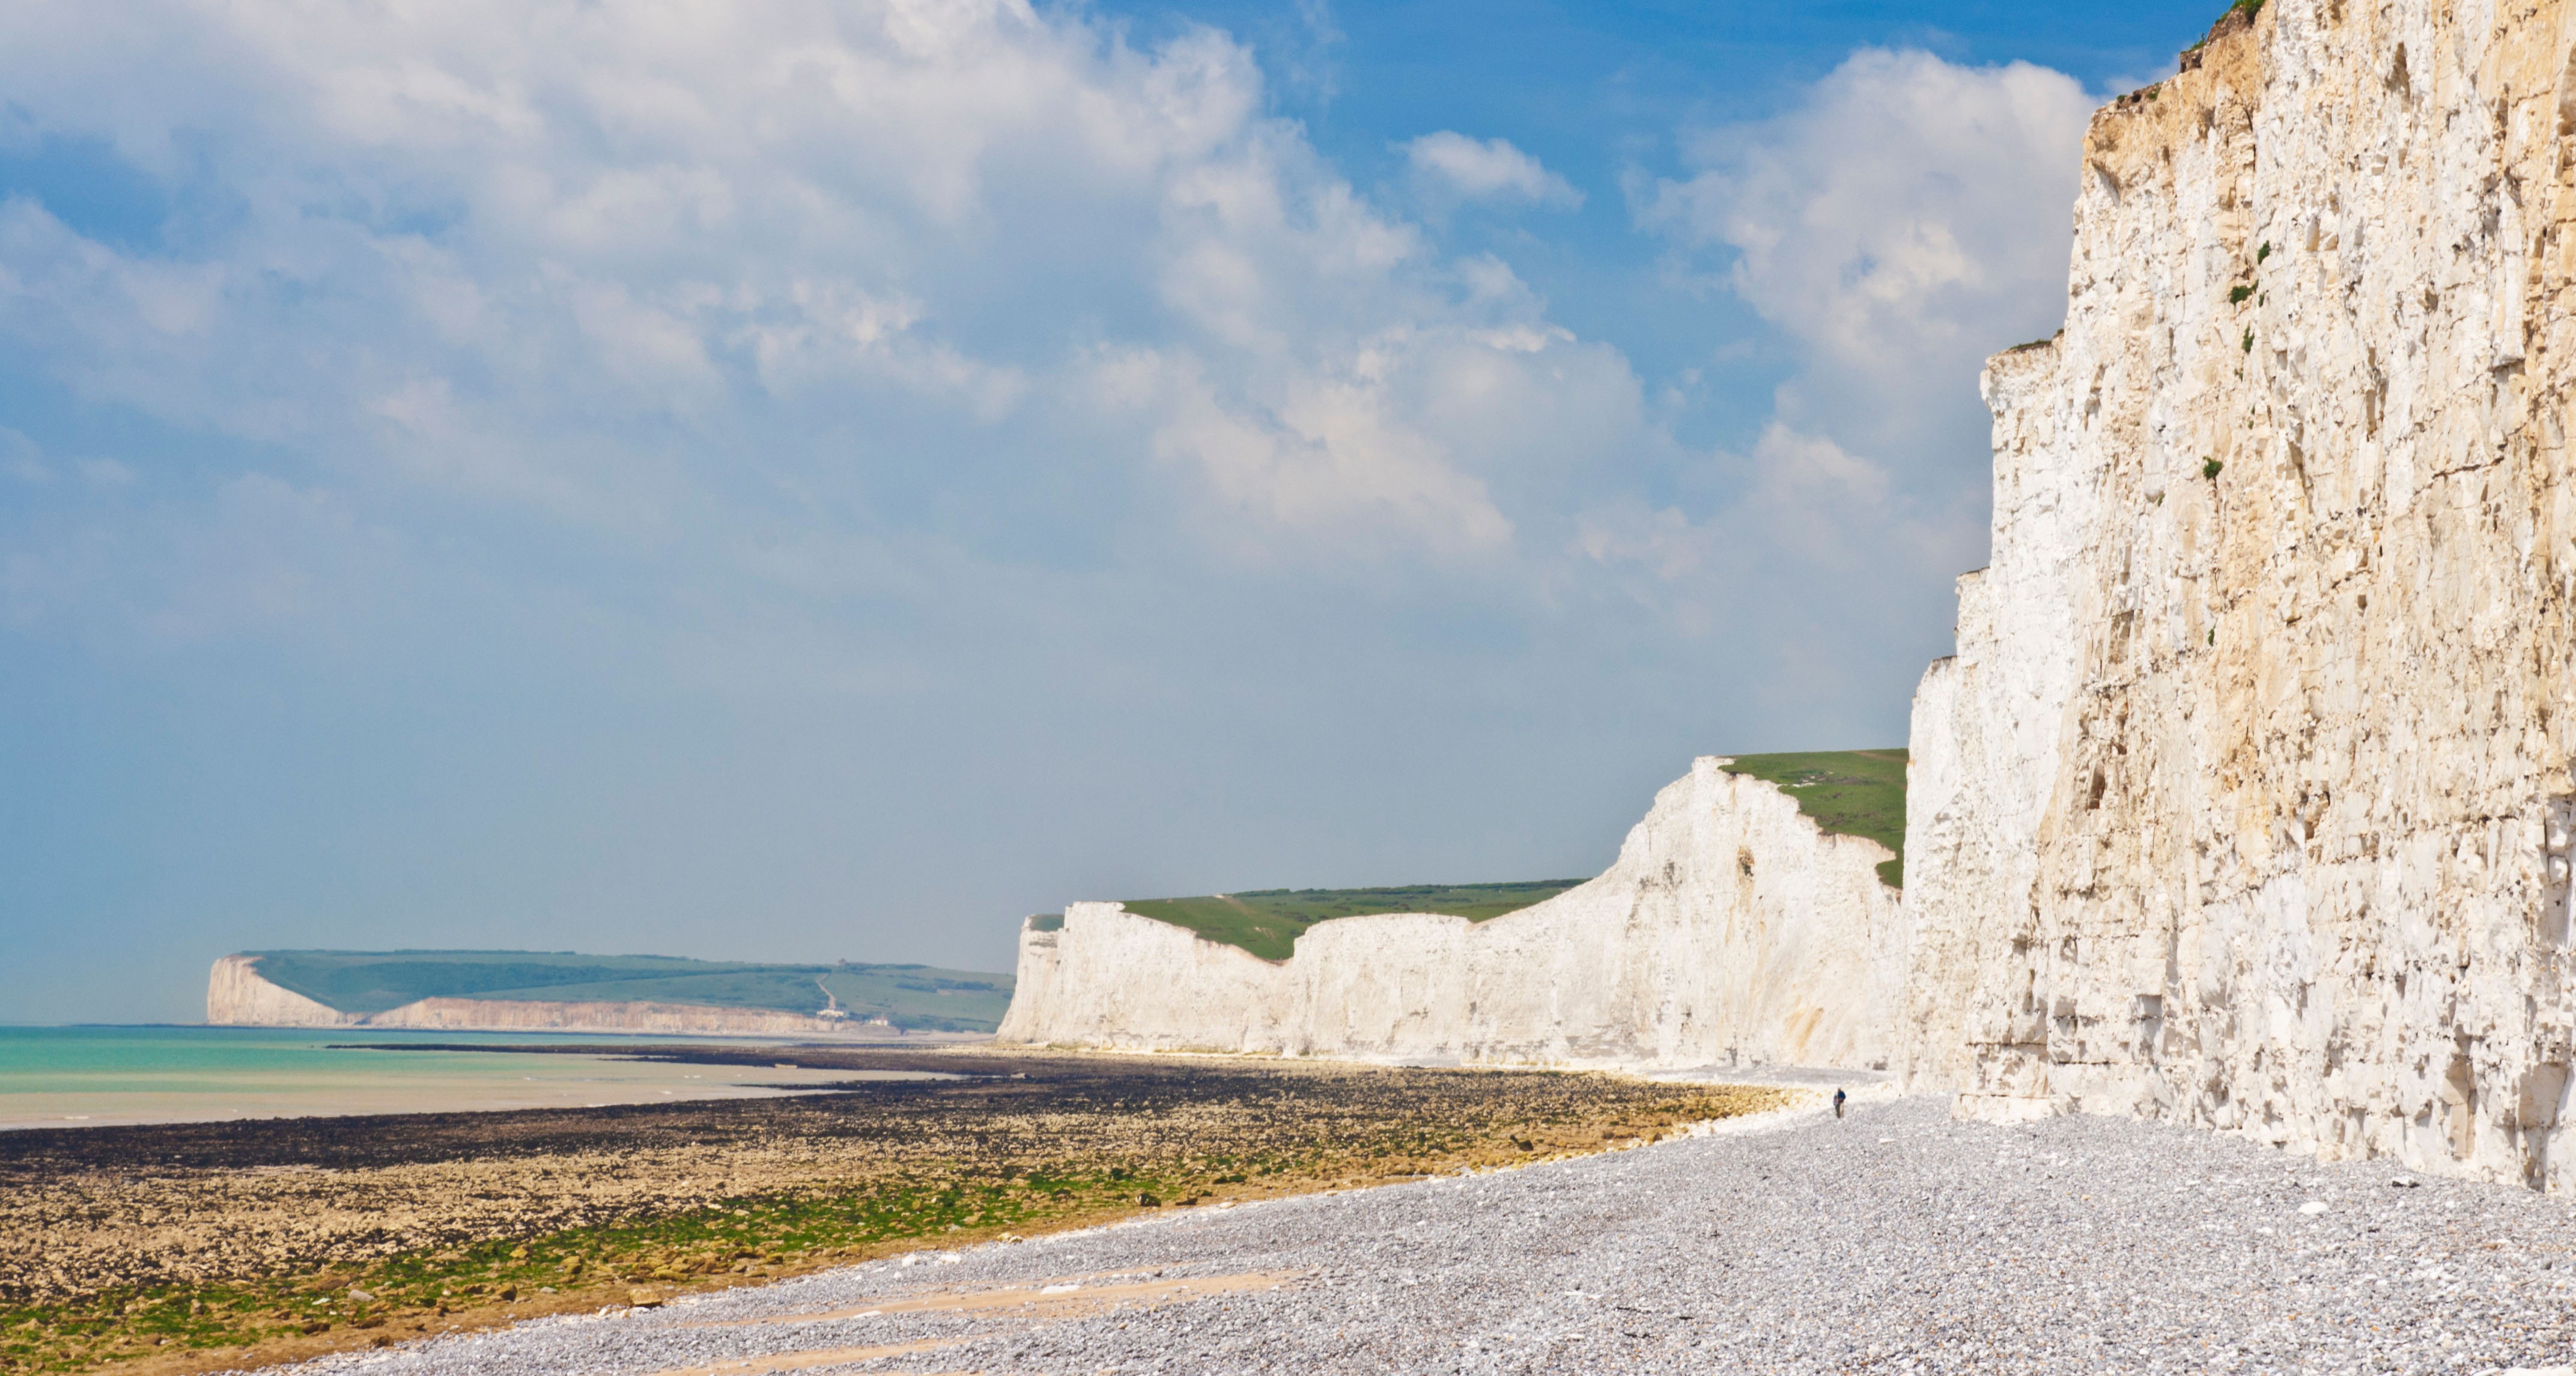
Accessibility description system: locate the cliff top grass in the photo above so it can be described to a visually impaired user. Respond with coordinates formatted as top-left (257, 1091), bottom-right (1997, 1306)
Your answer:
top-left (1715, 748), bottom-right (1909, 890)
top-left (241, 951), bottom-right (1014, 1033)
top-left (2180, 0), bottom-right (2265, 64)
top-left (1121, 880), bottom-right (1585, 963)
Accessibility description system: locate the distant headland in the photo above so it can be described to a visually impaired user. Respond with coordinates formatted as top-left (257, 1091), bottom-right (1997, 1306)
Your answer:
top-left (207, 949), bottom-right (1013, 1037)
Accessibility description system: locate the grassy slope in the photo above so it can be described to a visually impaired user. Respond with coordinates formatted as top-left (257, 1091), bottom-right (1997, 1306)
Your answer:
top-left (1714, 748), bottom-right (1909, 890)
top-left (1121, 880), bottom-right (1585, 963)
top-left (243, 951), bottom-right (1013, 1032)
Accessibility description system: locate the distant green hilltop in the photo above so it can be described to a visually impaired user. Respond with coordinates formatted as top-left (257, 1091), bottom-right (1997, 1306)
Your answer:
top-left (1110, 749), bottom-right (1909, 961)
top-left (242, 950), bottom-right (1015, 1034)
top-left (1117, 881), bottom-right (1588, 963)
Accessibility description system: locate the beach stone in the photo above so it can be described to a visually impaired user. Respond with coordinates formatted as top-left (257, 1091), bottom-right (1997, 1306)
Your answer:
top-left (241, 1101), bottom-right (2576, 1375)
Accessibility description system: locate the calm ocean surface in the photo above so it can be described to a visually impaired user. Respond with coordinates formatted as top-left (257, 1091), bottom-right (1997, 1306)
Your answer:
top-left (0, 1025), bottom-right (902, 1130)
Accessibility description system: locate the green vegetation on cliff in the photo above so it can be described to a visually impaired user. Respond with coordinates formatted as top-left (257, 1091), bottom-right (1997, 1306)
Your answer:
top-left (243, 951), bottom-right (1013, 1032)
top-left (1121, 880), bottom-right (1585, 962)
top-left (1715, 748), bottom-right (1909, 890)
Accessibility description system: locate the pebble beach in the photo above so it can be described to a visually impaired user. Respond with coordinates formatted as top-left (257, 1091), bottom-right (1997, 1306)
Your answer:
top-left (241, 1093), bottom-right (2576, 1375)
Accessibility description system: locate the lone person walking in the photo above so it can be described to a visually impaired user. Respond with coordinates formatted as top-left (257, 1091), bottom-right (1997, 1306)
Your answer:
top-left (1832, 1088), bottom-right (1847, 1119)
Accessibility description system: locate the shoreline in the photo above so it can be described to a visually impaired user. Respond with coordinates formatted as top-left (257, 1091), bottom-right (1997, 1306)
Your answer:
top-left (0, 1029), bottom-right (961, 1134)
top-left (0, 1049), bottom-right (1787, 1375)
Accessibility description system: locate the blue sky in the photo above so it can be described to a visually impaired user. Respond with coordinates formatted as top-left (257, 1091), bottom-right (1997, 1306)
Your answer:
top-left (1, 0), bottom-right (2217, 1023)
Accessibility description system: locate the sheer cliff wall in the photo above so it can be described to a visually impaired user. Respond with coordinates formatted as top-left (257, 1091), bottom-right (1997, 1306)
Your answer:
top-left (996, 758), bottom-right (1906, 1070)
top-left (205, 955), bottom-right (354, 1027)
top-left (1906, 0), bottom-right (2576, 1189)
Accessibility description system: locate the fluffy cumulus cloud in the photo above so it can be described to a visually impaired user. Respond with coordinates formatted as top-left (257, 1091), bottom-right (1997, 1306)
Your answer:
top-left (0, 14), bottom-right (2087, 668)
top-left (1558, 48), bottom-right (2095, 717)
top-left (1640, 49), bottom-right (2092, 481)
top-left (1401, 132), bottom-right (1582, 209)
top-left (0, 0), bottom-right (1640, 603)
top-left (1583, 47), bottom-right (2092, 681)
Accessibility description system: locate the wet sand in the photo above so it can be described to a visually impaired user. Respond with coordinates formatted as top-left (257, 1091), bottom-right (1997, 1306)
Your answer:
top-left (0, 1056), bottom-right (928, 1131)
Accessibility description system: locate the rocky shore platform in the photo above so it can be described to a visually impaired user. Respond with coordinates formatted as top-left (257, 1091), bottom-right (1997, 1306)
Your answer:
top-left (243, 1095), bottom-right (2576, 1375)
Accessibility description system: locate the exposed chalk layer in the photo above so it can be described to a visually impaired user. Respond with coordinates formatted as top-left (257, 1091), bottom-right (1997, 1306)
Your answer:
top-left (1905, 0), bottom-right (2576, 1189)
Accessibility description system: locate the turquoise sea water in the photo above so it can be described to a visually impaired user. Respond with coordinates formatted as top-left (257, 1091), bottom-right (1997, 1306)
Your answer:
top-left (0, 1025), bottom-right (895, 1130)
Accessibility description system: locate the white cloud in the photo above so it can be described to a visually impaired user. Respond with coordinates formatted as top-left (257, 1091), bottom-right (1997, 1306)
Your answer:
top-left (0, 0), bottom-right (1629, 573)
top-left (1640, 49), bottom-right (2091, 470)
top-left (0, 13), bottom-right (2093, 808)
top-left (1546, 45), bottom-right (2101, 708)
top-left (0, 22), bottom-right (2083, 666)
top-left (1571, 418), bottom-right (1985, 717)
top-left (1083, 311), bottom-right (1643, 564)
top-left (1402, 132), bottom-right (1581, 209)
top-left (1118, 345), bottom-right (1517, 558)
top-left (1579, 424), bottom-right (1907, 584)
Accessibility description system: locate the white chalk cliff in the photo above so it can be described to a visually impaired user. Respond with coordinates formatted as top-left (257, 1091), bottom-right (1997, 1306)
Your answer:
top-left (1905, 0), bottom-right (2576, 1190)
top-left (206, 955), bottom-right (356, 1027)
top-left (997, 758), bottom-right (1906, 1070)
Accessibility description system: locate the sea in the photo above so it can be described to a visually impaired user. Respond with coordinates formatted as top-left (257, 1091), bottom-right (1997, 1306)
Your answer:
top-left (0, 1025), bottom-right (922, 1131)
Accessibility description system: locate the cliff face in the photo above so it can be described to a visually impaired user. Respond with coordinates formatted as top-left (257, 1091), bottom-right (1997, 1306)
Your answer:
top-left (206, 955), bottom-right (356, 1027)
top-left (997, 758), bottom-right (1906, 1070)
top-left (1907, 0), bottom-right (2576, 1186)
top-left (205, 957), bottom-right (881, 1037)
